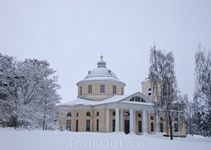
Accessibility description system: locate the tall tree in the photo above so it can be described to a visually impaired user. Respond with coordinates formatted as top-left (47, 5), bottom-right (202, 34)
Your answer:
top-left (0, 54), bottom-right (61, 129)
top-left (194, 44), bottom-right (211, 134)
top-left (0, 53), bottom-right (16, 127)
top-left (149, 46), bottom-right (180, 140)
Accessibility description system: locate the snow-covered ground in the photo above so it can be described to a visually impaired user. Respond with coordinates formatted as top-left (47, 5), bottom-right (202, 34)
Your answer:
top-left (0, 128), bottom-right (210, 150)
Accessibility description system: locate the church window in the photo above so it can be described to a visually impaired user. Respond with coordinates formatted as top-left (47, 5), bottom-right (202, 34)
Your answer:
top-left (113, 86), bottom-right (116, 94)
top-left (113, 111), bottom-right (115, 116)
top-left (174, 123), bottom-right (179, 132)
top-left (76, 112), bottom-right (79, 117)
top-left (160, 123), bottom-right (164, 132)
top-left (174, 117), bottom-right (179, 132)
top-left (130, 97), bottom-right (134, 101)
top-left (112, 119), bottom-right (115, 132)
top-left (96, 111), bottom-right (99, 116)
top-left (151, 122), bottom-right (154, 132)
top-left (141, 98), bottom-right (146, 102)
top-left (86, 120), bottom-right (90, 131)
top-left (138, 113), bottom-right (142, 117)
top-left (150, 116), bottom-right (154, 120)
top-left (96, 119), bottom-right (99, 132)
top-left (86, 111), bottom-right (91, 116)
top-left (88, 85), bottom-right (92, 94)
top-left (80, 87), bottom-right (82, 95)
top-left (121, 87), bottom-right (124, 95)
top-left (130, 97), bottom-right (145, 102)
top-left (138, 121), bottom-right (142, 132)
top-left (66, 120), bottom-right (71, 131)
top-left (67, 112), bottom-right (72, 117)
top-left (100, 85), bottom-right (105, 93)
top-left (135, 97), bottom-right (140, 102)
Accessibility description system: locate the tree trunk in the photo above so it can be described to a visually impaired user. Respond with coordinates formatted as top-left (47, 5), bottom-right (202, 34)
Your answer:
top-left (169, 115), bottom-right (173, 140)
top-left (43, 114), bottom-right (45, 131)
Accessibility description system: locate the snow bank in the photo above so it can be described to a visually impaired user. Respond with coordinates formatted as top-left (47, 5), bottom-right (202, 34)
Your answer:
top-left (0, 128), bottom-right (210, 150)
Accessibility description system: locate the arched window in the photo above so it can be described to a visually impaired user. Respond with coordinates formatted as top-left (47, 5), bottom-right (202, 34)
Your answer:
top-left (130, 97), bottom-right (134, 101)
top-left (138, 113), bottom-right (142, 117)
top-left (67, 112), bottom-right (72, 117)
top-left (130, 96), bottom-right (146, 102)
top-left (76, 112), bottom-right (79, 117)
top-left (96, 111), bottom-right (99, 116)
top-left (141, 98), bottom-right (146, 102)
top-left (150, 116), bottom-right (154, 120)
top-left (86, 111), bottom-right (91, 116)
top-left (113, 111), bottom-right (115, 116)
top-left (160, 117), bottom-right (163, 121)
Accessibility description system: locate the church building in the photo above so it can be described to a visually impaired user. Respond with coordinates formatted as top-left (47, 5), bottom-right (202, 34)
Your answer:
top-left (57, 55), bottom-right (186, 137)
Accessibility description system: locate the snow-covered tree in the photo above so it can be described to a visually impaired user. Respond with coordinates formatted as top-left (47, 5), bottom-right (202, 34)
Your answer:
top-left (0, 53), bottom-right (16, 127)
top-left (194, 44), bottom-right (211, 135)
top-left (0, 54), bottom-right (61, 129)
top-left (148, 46), bottom-right (181, 140)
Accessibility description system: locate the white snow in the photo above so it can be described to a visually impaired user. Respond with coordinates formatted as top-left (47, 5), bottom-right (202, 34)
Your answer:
top-left (60, 92), bottom-right (154, 107)
top-left (0, 128), bottom-right (210, 150)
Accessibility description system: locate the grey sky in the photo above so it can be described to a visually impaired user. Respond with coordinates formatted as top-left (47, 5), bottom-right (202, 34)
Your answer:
top-left (1, 0), bottom-right (211, 103)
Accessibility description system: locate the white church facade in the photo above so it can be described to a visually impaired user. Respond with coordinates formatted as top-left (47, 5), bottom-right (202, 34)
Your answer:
top-left (57, 55), bottom-right (186, 137)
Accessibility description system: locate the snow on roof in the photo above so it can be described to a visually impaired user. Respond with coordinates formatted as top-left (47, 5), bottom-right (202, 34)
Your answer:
top-left (59, 92), bottom-right (153, 107)
top-left (59, 94), bottom-right (131, 106)
top-left (85, 67), bottom-right (118, 80)
top-left (84, 76), bottom-right (118, 81)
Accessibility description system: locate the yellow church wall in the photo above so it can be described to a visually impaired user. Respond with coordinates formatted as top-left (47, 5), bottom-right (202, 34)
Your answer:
top-left (77, 82), bottom-right (125, 100)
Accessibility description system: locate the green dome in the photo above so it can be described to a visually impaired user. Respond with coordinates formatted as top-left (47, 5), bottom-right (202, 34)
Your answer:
top-left (97, 60), bottom-right (106, 68)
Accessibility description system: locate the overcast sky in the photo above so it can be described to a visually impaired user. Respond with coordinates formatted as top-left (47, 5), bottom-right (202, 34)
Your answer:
top-left (1, 0), bottom-right (211, 103)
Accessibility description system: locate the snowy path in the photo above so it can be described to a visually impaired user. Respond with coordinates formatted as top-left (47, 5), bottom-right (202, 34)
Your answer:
top-left (0, 128), bottom-right (210, 150)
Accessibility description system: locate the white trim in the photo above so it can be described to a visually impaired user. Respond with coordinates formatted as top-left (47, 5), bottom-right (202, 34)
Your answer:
top-left (77, 79), bottom-right (126, 87)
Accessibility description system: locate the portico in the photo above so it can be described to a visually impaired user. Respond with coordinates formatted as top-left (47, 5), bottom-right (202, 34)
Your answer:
top-left (104, 99), bottom-right (153, 134)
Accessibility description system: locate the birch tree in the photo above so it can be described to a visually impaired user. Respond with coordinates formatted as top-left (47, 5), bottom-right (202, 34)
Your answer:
top-left (148, 46), bottom-right (180, 140)
top-left (194, 44), bottom-right (211, 134)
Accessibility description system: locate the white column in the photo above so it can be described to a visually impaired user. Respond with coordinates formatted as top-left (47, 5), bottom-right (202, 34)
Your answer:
top-left (142, 110), bottom-right (148, 134)
top-left (133, 110), bottom-right (136, 133)
top-left (115, 107), bottom-right (119, 132)
top-left (130, 108), bottom-right (135, 134)
top-left (106, 108), bottom-right (109, 133)
top-left (155, 114), bottom-right (159, 133)
top-left (120, 109), bottom-right (123, 132)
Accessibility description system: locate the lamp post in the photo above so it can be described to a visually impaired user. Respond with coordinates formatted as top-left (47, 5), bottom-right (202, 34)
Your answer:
top-left (125, 112), bottom-right (128, 135)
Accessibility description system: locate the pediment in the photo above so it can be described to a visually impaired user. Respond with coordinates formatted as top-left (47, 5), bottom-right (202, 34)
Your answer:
top-left (118, 91), bottom-right (153, 104)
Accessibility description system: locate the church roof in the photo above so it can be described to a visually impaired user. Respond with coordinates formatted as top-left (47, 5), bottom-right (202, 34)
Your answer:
top-left (59, 91), bottom-right (154, 107)
top-left (84, 57), bottom-right (118, 80)
top-left (77, 55), bottom-right (126, 86)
